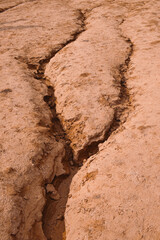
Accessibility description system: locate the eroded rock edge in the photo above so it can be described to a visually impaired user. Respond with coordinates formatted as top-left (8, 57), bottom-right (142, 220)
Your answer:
top-left (38, 15), bottom-right (134, 239)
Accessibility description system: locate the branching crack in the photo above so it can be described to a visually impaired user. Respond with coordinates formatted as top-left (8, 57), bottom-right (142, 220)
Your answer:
top-left (25, 9), bottom-right (133, 240)
top-left (28, 9), bottom-right (86, 240)
top-left (41, 37), bottom-right (134, 240)
top-left (32, 9), bottom-right (86, 77)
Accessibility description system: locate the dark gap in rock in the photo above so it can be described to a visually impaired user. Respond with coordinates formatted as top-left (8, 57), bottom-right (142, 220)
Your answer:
top-left (77, 38), bottom-right (133, 165)
top-left (24, 8), bottom-right (133, 239)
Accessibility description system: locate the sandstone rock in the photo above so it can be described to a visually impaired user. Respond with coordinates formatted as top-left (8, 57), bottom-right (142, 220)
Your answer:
top-left (30, 222), bottom-right (46, 240)
top-left (45, 7), bottom-right (130, 162)
top-left (1, 0), bottom-right (160, 240)
top-left (46, 184), bottom-right (60, 201)
top-left (0, 1), bottom-right (84, 239)
top-left (46, 184), bottom-right (55, 193)
top-left (65, 0), bottom-right (160, 239)
top-left (50, 192), bottom-right (60, 201)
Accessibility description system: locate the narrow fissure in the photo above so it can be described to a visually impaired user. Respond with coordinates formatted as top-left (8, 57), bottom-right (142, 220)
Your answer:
top-left (42, 38), bottom-right (133, 240)
top-left (77, 38), bottom-right (133, 163)
top-left (27, 11), bottom-right (133, 239)
top-left (29, 10), bottom-right (86, 240)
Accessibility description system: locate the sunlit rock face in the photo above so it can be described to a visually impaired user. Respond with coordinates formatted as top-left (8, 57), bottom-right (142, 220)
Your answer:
top-left (0, 0), bottom-right (160, 240)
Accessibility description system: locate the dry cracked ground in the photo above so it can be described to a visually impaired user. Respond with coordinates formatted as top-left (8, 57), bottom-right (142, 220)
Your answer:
top-left (0, 0), bottom-right (160, 239)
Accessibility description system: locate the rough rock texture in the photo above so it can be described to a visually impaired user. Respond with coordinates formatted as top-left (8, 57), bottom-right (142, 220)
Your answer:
top-left (45, 7), bottom-right (130, 162)
top-left (0, 0), bottom-right (160, 240)
top-left (0, 1), bottom-right (83, 239)
top-left (65, 0), bottom-right (160, 239)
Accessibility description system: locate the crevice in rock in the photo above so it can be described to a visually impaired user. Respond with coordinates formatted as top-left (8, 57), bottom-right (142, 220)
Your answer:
top-left (41, 38), bottom-right (134, 240)
top-left (107, 38), bottom-right (134, 131)
top-left (27, 10), bottom-right (86, 240)
top-left (26, 10), bottom-right (133, 240)
top-left (77, 38), bottom-right (133, 163)
top-left (32, 9), bottom-right (86, 77)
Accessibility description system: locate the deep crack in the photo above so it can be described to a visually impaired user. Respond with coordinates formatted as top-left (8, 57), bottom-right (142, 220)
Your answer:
top-left (77, 38), bottom-right (134, 163)
top-left (29, 10), bottom-right (86, 240)
top-left (41, 38), bottom-right (134, 240)
top-left (109, 38), bottom-right (134, 132)
top-left (26, 10), bottom-right (133, 240)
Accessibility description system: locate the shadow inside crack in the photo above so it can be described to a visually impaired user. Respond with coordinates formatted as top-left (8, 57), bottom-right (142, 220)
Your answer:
top-left (42, 167), bottom-right (78, 240)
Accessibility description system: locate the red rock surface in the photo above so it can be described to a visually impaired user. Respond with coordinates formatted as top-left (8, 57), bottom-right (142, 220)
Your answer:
top-left (0, 0), bottom-right (160, 240)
